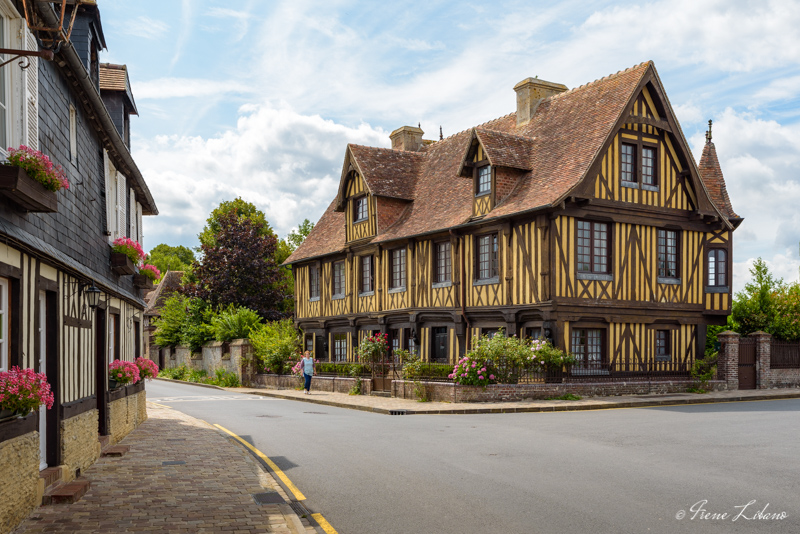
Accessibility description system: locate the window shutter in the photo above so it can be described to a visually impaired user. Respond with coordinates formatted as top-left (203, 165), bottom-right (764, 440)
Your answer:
top-left (129, 189), bottom-right (136, 240)
top-left (136, 202), bottom-right (143, 249)
top-left (116, 174), bottom-right (126, 238)
top-left (104, 153), bottom-right (114, 242)
top-left (24, 26), bottom-right (38, 150)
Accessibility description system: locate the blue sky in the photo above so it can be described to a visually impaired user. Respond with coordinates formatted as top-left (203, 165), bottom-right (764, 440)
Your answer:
top-left (98, 0), bottom-right (800, 291)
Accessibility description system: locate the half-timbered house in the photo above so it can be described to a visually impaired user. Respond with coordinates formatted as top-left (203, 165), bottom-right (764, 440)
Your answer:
top-left (285, 61), bottom-right (740, 377)
top-left (0, 2), bottom-right (156, 529)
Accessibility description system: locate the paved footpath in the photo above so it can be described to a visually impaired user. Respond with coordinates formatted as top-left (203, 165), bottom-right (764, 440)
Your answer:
top-left (14, 403), bottom-right (316, 534)
top-left (224, 382), bottom-right (800, 414)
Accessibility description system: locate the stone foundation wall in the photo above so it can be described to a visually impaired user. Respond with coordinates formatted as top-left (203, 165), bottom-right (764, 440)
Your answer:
top-left (249, 374), bottom-right (372, 395)
top-left (109, 390), bottom-right (147, 445)
top-left (60, 409), bottom-right (101, 482)
top-left (765, 368), bottom-right (800, 388)
top-left (392, 379), bottom-right (728, 403)
top-left (164, 342), bottom-right (244, 383)
top-left (0, 432), bottom-right (38, 534)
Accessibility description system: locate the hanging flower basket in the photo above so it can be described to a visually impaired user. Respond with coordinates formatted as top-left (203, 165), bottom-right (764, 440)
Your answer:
top-left (110, 252), bottom-right (137, 275)
top-left (0, 165), bottom-right (57, 212)
top-left (132, 273), bottom-right (154, 290)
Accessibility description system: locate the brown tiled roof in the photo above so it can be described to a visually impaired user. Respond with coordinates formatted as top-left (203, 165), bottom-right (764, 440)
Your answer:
top-left (144, 271), bottom-right (184, 316)
top-left (287, 61), bottom-right (734, 265)
top-left (698, 140), bottom-right (738, 219)
top-left (474, 129), bottom-right (534, 171)
top-left (284, 199), bottom-right (345, 264)
top-left (347, 144), bottom-right (424, 200)
top-left (99, 63), bottom-right (127, 91)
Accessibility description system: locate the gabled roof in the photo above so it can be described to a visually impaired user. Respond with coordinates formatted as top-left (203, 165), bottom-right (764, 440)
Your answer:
top-left (286, 61), bottom-right (737, 265)
top-left (335, 145), bottom-right (423, 210)
top-left (144, 271), bottom-right (184, 316)
top-left (99, 63), bottom-right (138, 115)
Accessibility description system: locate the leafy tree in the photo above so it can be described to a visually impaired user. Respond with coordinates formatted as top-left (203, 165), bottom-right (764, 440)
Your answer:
top-left (185, 211), bottom-right (286, 321)
top-left (212, 306), bottom-right (263, 342)
top-left (732, 258), bottom-right (784, 335)
top-left (286, 219), bottom-right (314, 251)
top-left (153, 294), bottom-right (188, 347)
top-left (182, 298), bottom-right (216, 353)
top-left (198, 197), bottom-right (273, 249)
top-left (250, 319), bottom-right (302, 374)
top-left (148, 243), bottom-right (195, 275)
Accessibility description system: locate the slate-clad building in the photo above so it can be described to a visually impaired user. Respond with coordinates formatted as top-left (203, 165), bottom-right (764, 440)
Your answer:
top-left (0, 2), bottom-right (156, 530)
top-left (286, 61), bottom-right (740, 375)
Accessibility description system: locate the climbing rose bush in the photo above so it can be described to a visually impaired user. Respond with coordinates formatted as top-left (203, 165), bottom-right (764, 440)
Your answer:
top-left (108, 360), bottom-right (140, 385)
top-left (135, 357), bottom-right (159, 380)
top-left (449, 355), bottom-right (494, 387)
top-left (357, 333), bottom-right (388, 364)
top-left (111, 237), bottom-right (145, 265)
top-left (0, 366), bottom-right (55, 414)
top-left (6, 145), bottom-right (69, 192)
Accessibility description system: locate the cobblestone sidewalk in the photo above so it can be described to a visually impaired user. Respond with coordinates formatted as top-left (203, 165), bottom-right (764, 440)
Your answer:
top-left (13, 403), bottom-right (315, 534)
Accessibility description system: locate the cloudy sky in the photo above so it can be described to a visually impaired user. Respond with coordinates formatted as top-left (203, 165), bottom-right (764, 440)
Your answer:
top-left (99, 0), bottom-right (800, 292)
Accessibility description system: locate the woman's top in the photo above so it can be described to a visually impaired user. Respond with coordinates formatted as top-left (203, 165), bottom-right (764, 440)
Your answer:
top-left (302, 357), bottom-right (314, 376)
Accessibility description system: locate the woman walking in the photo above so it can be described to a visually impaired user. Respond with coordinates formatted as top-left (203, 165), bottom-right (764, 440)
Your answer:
top-left (302, 351), bottom-right (315, 394)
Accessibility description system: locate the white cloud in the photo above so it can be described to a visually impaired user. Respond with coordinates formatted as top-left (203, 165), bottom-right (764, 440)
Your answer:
top-left (753, 75), bottom-right (800, 103)
top-left (138, 105), bottom-right (388, 251)
top-left (133, 78), bottom-right (252, 99)
top-left (120, 16), bottom-right (169, 40)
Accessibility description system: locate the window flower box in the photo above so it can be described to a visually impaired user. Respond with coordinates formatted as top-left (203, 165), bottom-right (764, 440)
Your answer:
top-left (0, 165), bottom-right (57, 212)
top-left (132, 273), bottom-right (154, 290)
top-left (110, 252), bottom-right (137, 275)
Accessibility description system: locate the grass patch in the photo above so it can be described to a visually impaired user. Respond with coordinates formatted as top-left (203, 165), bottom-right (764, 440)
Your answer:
top-left (546, 393), bottom-right (582, 401)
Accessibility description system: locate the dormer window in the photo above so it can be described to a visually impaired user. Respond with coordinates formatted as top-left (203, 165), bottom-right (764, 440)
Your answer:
top-left (477, 165), bottom-right (491, 196)
top-left (354, 196), bottom-right (368, 222)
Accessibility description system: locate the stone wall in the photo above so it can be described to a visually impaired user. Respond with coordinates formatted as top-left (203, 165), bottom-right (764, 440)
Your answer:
top-left (163, 340), bottom-right (248, 383)
top-left (249, 374), bottom-right (372, 395)
top-left (0, 431), bottom-right (38, 534)
top-left (60, 409), bottom-right (101, 483)
top-left (108, 390), bottom-right (147, 446)
top-left (393, 379), bottom-right (727, 403)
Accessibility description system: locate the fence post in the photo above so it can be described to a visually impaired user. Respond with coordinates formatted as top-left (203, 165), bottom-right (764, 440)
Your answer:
top-left (751, 331), bottom-right (772, 389)
top-left (716, 331), bottom-right (740, 390)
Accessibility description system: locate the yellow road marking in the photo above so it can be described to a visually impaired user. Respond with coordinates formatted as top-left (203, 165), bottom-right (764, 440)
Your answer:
top-left (312, 513), bottom-right (338, 533)
top-left (213, 424), bottom-right (306, 501)
top-left (147, 402), bottom-right (171, 409)
top-left (539, 397), bottom-right (799, 413)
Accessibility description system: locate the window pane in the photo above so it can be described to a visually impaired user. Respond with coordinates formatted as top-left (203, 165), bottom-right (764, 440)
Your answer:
top-left (592, 223), bottom-right (608, 273)
top-left (477, 166), bottom-right (491, 194)
top-left (621, 143), bottom-right (635, 182)
top-left (642, 147), bottom-right (655, 185)
top-left (436, 242), bottom-right (451, 283)
top-left (577, 221), bottom-right (591, 272)
top-left (478, 235), bottom-right (489, 279)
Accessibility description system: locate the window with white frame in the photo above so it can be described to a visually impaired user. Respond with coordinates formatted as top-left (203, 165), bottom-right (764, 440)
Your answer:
top-left (0, 7), bottom-right (39, 158)
top-left (0, 277), bottom-right (8, 372)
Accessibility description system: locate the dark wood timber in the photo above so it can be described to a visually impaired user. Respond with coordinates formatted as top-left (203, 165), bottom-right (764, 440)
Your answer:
top-left (0, 165), bottom-right (58, 212)
top-left (60, 395), bottom-right (97, 420)
top-left (110, 253), bottom-right (136, 275)
top-left (0, 412), bottom-right (37, 444)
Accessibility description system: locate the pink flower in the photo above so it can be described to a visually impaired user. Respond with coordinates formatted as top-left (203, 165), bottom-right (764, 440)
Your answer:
top-left (489, 374), bottom-right (495, 380)
top-left (478, 375), bottom-right (484, 380)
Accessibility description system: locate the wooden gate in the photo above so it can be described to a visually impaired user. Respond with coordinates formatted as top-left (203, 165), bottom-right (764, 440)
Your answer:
top-left (738, 338), bottom-right (757, 390)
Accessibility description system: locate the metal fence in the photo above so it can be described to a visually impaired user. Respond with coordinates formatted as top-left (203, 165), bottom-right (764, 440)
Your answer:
top-left (771, 341), bottom-right (800, 369)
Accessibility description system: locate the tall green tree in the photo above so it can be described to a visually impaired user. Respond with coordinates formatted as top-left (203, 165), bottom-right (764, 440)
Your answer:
top-left (198, 197), bottom-right (274, 249)
top-left (732, 258), bottom-right (784, 336)
top-left (147, 244), bottom-right (195, 275)
top-left (286, 219), bottom-right (314, 251)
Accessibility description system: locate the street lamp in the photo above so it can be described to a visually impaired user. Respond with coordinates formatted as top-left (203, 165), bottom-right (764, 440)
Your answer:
top-left (86, 284), bottom-right (101, 310)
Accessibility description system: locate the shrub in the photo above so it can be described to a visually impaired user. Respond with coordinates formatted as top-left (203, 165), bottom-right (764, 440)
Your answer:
top-left (109, 360), bottom-right (140, 385)
top-left (6, 145), bottom-right (68, 191)
top-left (450, 354), bottom-right (493, 386)
top-left (356, 333), bottom-right (388, 365)
top-left (0, 366), bottom-right (54, 414)
top-left (153, 294), bottom-right (188, 348)
top-left (464, 330), bottom-right (532, 383)
top-left (159, 366), bottom-right (188, 380)
top-left (689, 352), bottom-right (718, 393)
top-left (111, 237), bottom-right (145, 265)
top-left (212, 305), bottom-right (262, 342)
top-left (135, 357), bottom-right (159, 380)
top-left (525, 339), bottom-right (577, 374)
top-left (250, 319), bottom-right (301, 374)
top-left (182, 298), bottom-right (215, 353)
top-left (186, 368), bottom-right (208, 383)
top-left (213, 368), bottom-right (240, 387)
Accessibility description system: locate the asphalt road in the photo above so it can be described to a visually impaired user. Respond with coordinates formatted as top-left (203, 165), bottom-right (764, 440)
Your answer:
top-left (148, 381), bottom-right (800, 534)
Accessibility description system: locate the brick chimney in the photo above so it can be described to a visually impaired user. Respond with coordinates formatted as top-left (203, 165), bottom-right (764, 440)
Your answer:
top-left (390, 126), bottom-right (425, 151)
top-left (514, 77), bottom-right (568, 126)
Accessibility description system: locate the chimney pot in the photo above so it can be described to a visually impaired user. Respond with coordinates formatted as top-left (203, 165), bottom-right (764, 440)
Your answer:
top-left (514, 77), bottom-right (568, 126)
top-left (390, 126), bottom-right (425, 151)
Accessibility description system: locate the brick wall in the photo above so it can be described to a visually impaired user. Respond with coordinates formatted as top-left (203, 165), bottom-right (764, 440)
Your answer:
top-left (393, 379), bottom-right (728, 403)
top-left (495, 167), bottom-right (523, 204)
top-left (376, 197), bottom-right (409, 233)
